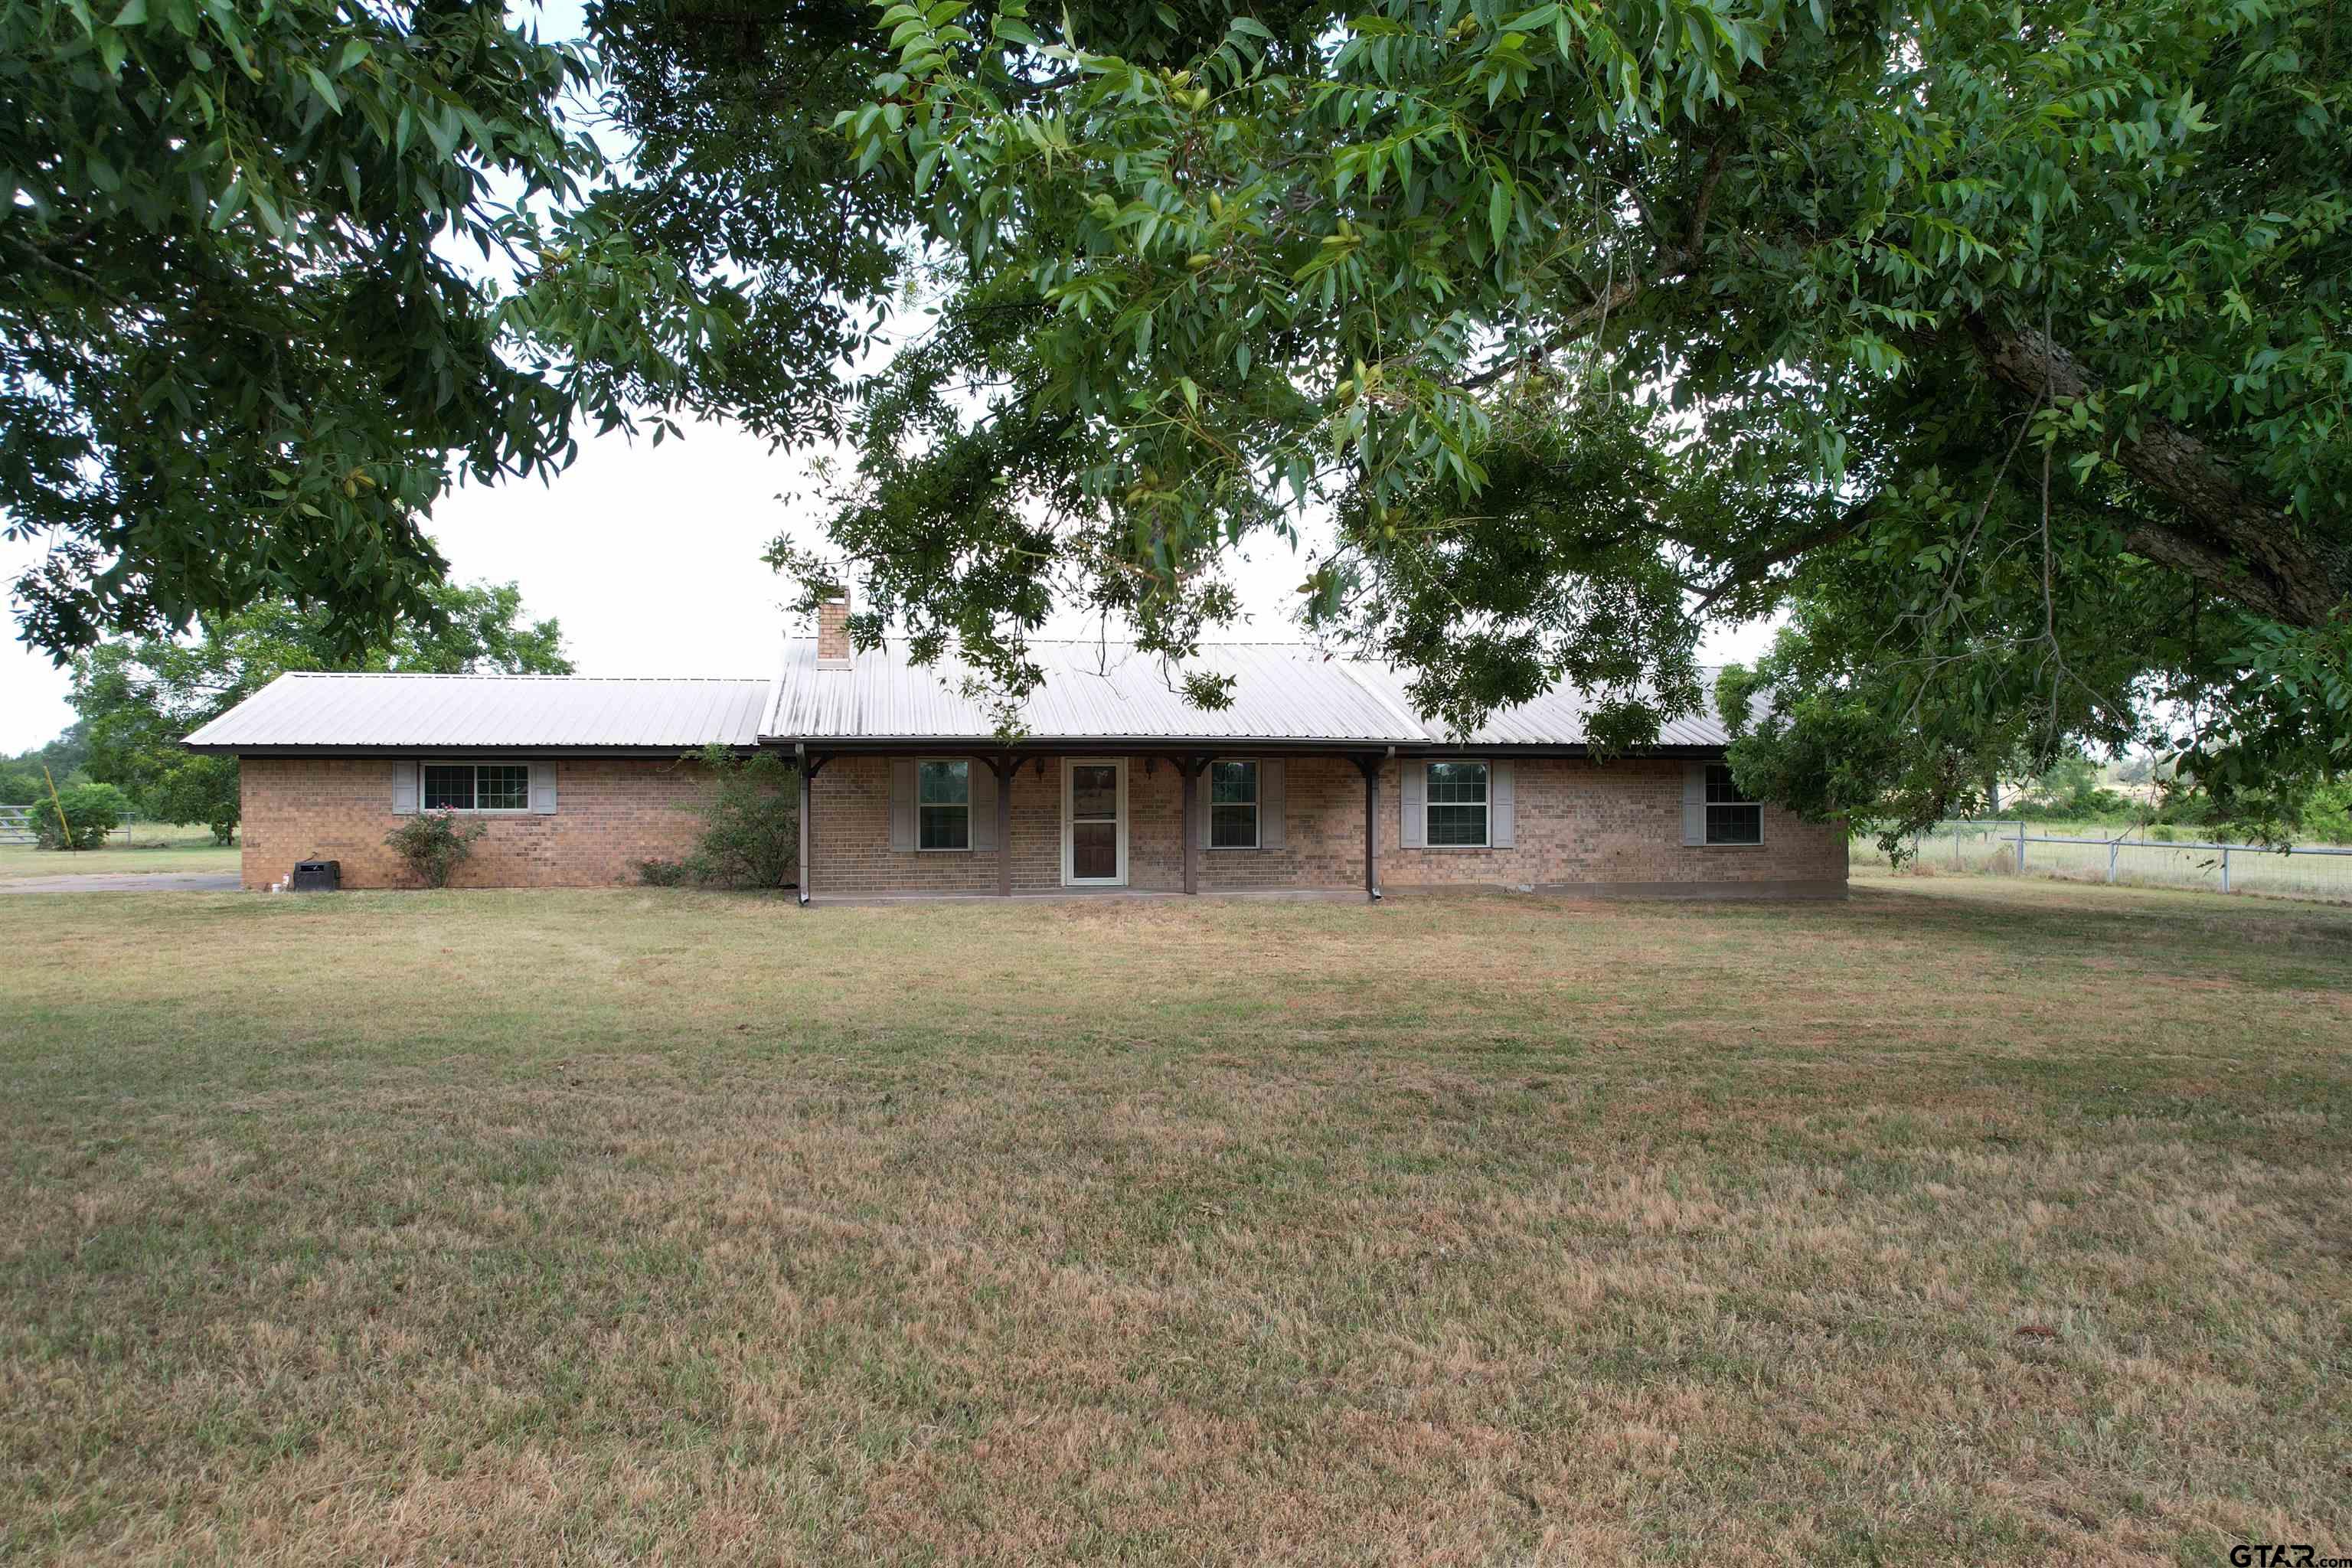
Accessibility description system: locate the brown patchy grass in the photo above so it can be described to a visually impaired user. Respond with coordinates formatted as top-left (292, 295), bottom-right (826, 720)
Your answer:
top-left (2, 878), bottom-right (2347, 1564)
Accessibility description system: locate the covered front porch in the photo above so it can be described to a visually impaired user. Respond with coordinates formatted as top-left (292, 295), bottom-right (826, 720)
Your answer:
top-left (792, 746), bottom-right (1387, 906)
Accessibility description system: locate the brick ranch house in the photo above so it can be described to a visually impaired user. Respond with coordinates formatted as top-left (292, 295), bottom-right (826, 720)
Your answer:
top-left (184, 597), bottom-right (1847, 900)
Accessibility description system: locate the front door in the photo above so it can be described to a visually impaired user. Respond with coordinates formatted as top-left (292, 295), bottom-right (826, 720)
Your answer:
top-left (1062, 758), bottom-right (1127, 886)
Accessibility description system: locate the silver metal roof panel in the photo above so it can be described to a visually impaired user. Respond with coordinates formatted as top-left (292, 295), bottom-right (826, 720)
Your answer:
top-left (1336, 659), bottom-right (1736, 747)
top-left (763, 638), bottom-right (1423, 743)
top-left (183, 672), bottom-right (772, 751)
top-left (760, 638), bottom-right (1734, 749)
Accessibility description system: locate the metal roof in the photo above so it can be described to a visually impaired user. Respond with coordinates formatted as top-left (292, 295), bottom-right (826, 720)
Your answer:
top-left (1336, 660), bottom-right (1741, 748)
top-left (182, 672), bottom-right (772, 753)
top-left (762, 638), bottom-right (1735, 750)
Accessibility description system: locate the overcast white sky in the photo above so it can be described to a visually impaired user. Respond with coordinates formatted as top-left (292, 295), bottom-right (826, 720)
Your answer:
top-left (0, 413), bottom-right (1781, 753)
top-left (0, 1), bottom-right (1779, 755)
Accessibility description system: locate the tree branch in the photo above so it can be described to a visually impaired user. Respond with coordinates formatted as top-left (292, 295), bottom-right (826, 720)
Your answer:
top-left (1688, 495), bottom-right (1874, 614)
top-left (1686, 133), bottom-right (1731, 259)
top-left (1457, 134), bottom-right (1730, 394)
top-left (1965, 316), bottom-right (2349, 626)
top-left (1455, 267), bottom-right (1668, 390)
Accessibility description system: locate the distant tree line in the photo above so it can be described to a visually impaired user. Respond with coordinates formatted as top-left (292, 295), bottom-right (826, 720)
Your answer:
top-left (4, 581), bottom-right (569, 845)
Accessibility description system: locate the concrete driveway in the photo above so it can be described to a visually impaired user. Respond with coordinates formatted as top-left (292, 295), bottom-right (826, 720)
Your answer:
top-left (0, 872), bottom-right (241, 893)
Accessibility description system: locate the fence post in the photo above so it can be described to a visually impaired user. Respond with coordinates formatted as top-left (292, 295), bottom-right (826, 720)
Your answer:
top-left (2108, 841), bottom-right (2118, 884)
top-left (2220, 845), bottom-right (2231, 894)
top-left (2015, 821), bottom-right (2027, 874)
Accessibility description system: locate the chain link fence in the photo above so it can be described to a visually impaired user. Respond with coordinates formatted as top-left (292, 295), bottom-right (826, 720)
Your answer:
top-left (1858, 822), bottom-right (2352, 905)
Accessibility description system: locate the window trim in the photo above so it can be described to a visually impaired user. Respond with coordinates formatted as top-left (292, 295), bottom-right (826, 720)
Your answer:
top-left (418, 760), bottom-right (534, 815)
top-left (914, 757), bottom-right (974, 853)
top-left (1702, 763), bottom-right (1766, 848)
top-left (1206, 759), bottom-right (1260, 851)
top-left (1422, 759), bottom-right (1492, 850)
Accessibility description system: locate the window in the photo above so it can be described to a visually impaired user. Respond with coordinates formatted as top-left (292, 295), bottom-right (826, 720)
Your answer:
top-left (917, 760), bottom-right (971, 850)
top-left (421, 763), bottom-right (531, 812)
top-left (1209, 760), bottom-right (1259, 849)
top-left (1705, 764), bottom-right (1763, 844)
top-left (1425, 761), bottom-right (1489, 847)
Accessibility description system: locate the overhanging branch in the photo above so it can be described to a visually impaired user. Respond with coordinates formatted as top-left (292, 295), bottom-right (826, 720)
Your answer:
top-left (1965, 317), bottom-right (2348, 627)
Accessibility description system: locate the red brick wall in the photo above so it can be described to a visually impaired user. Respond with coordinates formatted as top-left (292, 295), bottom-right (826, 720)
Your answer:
top-left (244, 751), bottom-right (1848, 895)
top-left (240, 756), bottom-right (710, 890)
top-left (807, 757), bottom-right (1073, 896)
top-left (1370, 756), bottom-right (1844, 891)
top-left (808, 755), bottom-right (1845, 897)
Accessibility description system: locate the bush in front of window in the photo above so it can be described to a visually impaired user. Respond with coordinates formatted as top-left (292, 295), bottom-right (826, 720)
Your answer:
top-left (681, 746), bottom-right (799, 889)
top-left (384, 810), bottom-right (488, 889)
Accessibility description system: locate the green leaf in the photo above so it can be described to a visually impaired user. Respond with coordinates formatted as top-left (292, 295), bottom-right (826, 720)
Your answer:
top-left (305, 64), bottom-right (341, 113)
top-left (206, 176), bottom-right (243, 228)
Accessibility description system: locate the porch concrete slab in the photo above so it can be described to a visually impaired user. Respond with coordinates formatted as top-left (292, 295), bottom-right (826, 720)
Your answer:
top-left (809, 887), bottom-right (1371, 906)
top-left (804, 880), bottom-right (1848, 906)
top-left (0, 873), bottom-right (243, 894)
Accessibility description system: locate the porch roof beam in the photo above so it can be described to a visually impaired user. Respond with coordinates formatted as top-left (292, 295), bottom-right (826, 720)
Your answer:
top-left (758, 740), bottom-right (1727, 760)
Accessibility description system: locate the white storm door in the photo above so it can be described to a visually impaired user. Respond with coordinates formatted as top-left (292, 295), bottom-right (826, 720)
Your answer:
top-left (1061, 759), bottom-right (1127, 886)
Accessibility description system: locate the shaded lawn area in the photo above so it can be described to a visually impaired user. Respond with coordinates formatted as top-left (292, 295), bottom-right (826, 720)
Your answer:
top-left (3, 880), bottom-right (2347, 1564)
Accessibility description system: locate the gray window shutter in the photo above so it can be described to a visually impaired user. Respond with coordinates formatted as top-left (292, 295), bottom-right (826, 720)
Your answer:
top-left (528, 761), bottom-right (558, 815)
top-left (969, 760), bottom-right (998, 850)
top-left (889, 760), bottom-right (917, 851)
top-left (1191, 760), bottom-right (1210, 849)
top-left (1259, 760), bottom-right (1285, 849)
top-left (1490, 760), bottom-right (1514, 848)
top-left (1682, 762), bottom-right (1709, 846)
top-left (1400, 762), bottom-right (1426, 848)
top-left (390, 760), bottom-right (419, 815)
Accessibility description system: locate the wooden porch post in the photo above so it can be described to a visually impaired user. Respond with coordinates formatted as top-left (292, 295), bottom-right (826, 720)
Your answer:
top-left (1357, 754), bottom-right (1383, 903)
top-left (1180, 757), bottom-right (1201, 896)
top-left (991, 756), bottom-right (1014, 897)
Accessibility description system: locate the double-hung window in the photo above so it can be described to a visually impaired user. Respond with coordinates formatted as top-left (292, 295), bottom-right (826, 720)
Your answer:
top-left (1209, 760), bottom-right (1259, 849)
top-left (1425, 761), bottom-right (1490, 847)
top-left (422, 762), bottom-right (530, 812)
top-left (917, 760), bottom-right (972, 850)
top-left (1704, 764), bottom-right (1763, 844)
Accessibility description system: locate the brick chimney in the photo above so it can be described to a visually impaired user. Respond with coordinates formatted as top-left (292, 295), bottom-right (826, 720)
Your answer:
top-left (815, 590), bottom-right (852, 668)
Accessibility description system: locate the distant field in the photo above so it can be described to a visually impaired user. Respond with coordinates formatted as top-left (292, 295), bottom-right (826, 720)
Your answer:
top-left (3, 878), bottom-right (2347, 1563)
top-left (1854, 822), bottom-right (2352, 904)
top-left (0, 820), bottom-right (238, 880)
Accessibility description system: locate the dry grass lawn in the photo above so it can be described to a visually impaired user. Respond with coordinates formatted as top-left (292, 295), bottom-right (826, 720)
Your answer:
top-left (3, 879), bottom-right (2347, 1564)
